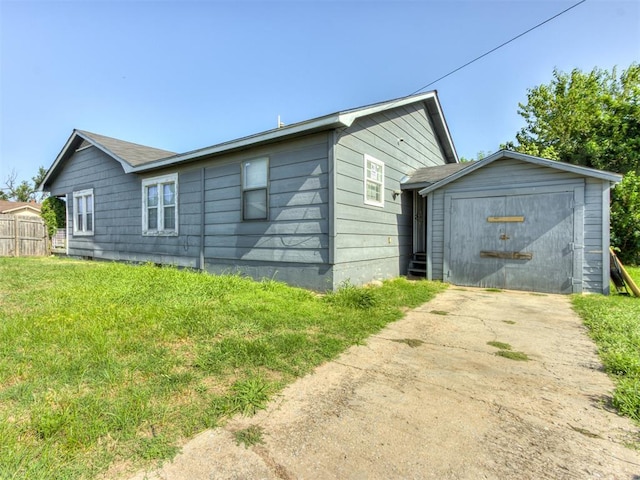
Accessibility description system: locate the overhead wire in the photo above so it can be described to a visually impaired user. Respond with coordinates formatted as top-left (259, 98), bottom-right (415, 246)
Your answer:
top-left (407, 0), bottom-right (588, 95)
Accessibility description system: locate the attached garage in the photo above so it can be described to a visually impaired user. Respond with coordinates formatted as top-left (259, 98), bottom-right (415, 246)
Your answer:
top-left (410, 151), bottom-right (622, 295)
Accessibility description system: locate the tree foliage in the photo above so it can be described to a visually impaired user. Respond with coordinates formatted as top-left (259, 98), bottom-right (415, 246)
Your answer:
top-left (41, 196), bottom-right (66, 239)
top-left (507, 64), bottom-right (640, 264)
top-left (507, 64), bottom-right (640, 174)
top-left (1, 166), bottom-right (48, 202)
top-left (611, 171), bottom-right (640, 265)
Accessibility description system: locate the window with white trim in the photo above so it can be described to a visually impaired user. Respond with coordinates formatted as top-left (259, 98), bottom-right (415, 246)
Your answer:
top-left (73, 188), bottom-right (94, 235)
top-left (364, 154), bottom-right (384, 207)
top-left (142, 173), bottom-right (178, 235)
top-left (242, 157), bottom-right (269, 220)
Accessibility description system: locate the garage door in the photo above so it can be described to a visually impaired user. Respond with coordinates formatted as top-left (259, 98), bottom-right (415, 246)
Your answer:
top-left (447, 191), bottom-right (576, 294)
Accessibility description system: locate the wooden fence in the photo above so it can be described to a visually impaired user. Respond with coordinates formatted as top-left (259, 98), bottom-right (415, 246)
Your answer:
top-left (0, 214), bottom-right (48, 257)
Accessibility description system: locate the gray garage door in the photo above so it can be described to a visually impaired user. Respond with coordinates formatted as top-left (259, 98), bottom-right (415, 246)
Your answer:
top-left (448, 191), bottom-right (575, 294)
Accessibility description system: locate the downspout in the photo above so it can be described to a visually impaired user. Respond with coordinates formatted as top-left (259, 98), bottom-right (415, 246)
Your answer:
top-left (199, 167), bottom-right (205, 271)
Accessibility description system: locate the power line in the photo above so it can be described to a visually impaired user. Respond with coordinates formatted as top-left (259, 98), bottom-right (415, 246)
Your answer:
top-left (409, 0), bottom-right (587, 95)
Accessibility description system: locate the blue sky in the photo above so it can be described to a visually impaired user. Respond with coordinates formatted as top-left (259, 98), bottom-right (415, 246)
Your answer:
top-left (1, 0), bottom-right (638, 187)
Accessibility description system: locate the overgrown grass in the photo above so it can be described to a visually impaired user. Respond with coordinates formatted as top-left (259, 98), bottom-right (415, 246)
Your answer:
top-left (572, 265), bottom-right (640, 424)
top-left (0, 257), bottom-right (446, 479)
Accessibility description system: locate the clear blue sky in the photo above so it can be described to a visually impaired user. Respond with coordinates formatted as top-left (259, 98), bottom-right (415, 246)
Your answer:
top-left (1, 0), bottom-right (638, 187)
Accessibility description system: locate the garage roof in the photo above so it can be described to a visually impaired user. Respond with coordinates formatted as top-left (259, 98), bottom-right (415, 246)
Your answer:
top-left (417, 150), bottom-right (622, 196)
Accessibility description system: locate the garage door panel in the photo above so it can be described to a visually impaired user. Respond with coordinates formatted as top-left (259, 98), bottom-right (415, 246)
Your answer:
top-left (448, 192), bottom-right (575, 293)
top-left (450, 196), bottom-right (503, 287)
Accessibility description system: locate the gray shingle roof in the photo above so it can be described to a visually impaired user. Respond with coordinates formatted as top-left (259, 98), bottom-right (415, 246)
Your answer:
top-left (401, 162), bottom-right (475, 189)
top-left (78, 130), bottom-right (176, 167)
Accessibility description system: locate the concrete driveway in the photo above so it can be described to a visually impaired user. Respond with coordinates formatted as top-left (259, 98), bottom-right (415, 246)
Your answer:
top-left (129, 287), bottom-right (640, 480)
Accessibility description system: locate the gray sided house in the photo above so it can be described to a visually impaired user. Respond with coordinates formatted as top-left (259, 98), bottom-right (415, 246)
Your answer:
top-left (41, 92), bottom-right (458, 291)
top-left (402, 151), bottom-right (621, 294)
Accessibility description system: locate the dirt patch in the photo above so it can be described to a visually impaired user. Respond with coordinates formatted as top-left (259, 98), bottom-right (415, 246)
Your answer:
top-left (127, 288), bottom-right (640, 480)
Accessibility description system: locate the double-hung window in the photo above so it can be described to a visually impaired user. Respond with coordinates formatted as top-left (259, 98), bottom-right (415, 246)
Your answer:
top-left (142, 173), bottom-right (178, 235)
top-left (242, 157), bottom-right (269, 220)
top-left (364, 154), bottom-right (384, 207)
top-left (73, 188), bottom-right (94, 235)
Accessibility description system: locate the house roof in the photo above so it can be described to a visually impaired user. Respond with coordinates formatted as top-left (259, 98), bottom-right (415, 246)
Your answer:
top-left (0, 200), bottom-right (41, 214)
top-left (40, 91), bottom-right (458, 190)
top-left (417, 150), bottom-right (623, 196)
top-left (401, 162), bottom-right (476, 190)
top-left (77, 131), bottom-right (177, 167)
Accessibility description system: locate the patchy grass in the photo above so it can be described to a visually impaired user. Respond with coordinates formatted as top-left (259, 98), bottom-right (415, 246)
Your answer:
top-left (0, 257), bottom-right (446, 479)
top-left (485, 288), bottom-right (503, 293)
top-left (495, 350), bottom-right (530, 361)
top-left (502, 320), bottom-right (516, 325)
top-left (430, 310), bottom-right (448, 315)
top-left (572, 265), bottom-right (640, 424)
top-left (487, 340), bottom-right (529, 361)
top-left (233, 425), bottom-right (264, 448)
top-left (391, 338), bottom-right (424, 348)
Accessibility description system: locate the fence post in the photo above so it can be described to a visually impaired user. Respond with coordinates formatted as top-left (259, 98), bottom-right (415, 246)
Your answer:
top-left (14, 215), bottom-right (19, 257)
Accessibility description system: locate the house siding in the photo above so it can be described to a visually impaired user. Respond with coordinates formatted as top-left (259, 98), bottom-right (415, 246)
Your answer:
top-left (427, 158), bottom-right (611, 294)
top-left (199, 133), bottom-right (332, 290)
top-left (46, 134), bottom-right (332, 289)
top-left (333, 102), bottom-right (449, 286)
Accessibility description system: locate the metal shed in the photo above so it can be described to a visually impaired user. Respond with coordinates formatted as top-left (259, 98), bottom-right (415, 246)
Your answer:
top-left (405, 151), bottom-right (622, 295)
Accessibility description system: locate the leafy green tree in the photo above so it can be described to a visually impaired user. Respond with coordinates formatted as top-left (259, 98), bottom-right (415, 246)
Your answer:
top-left (1, 166), bottom-right (48, 202)
top-left (507, 64), bottom-right (640, 264)
top-left (610, 171), bottom-right (640, 265)
top-left (506, 64), bottom-right (640, 174)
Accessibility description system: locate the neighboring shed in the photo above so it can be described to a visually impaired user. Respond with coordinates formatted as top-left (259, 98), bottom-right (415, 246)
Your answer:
top-left (403, 151), bottom-right (621, 294)
top-left (0, 200), bottom-right (41, 216)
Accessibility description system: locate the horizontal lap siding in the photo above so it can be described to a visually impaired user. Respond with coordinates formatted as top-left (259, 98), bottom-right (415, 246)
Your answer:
top-left (334, 102), bottom-right (448, 285)
top-left (583, 178), bottom-right (606, 293)
top-left (203, 133), bottom-right (330, 266)
top-left (48, 147), bottom-right (202, 266)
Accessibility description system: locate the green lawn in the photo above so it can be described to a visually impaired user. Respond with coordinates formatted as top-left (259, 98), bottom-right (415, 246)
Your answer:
top-left (0, 257), bottom-right (446, 479)
top-left (572, 265), bottom-right (640, 427)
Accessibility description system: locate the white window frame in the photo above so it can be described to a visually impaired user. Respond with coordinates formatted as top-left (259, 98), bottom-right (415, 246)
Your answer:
top-left (242, 157), bottom-right (269, 221)
top-left (142, 173), bottom-right (179, 236)
top-left (364, 154), bottom-right (385, 207)
top-left (72, 188), bottom-right (94, 236)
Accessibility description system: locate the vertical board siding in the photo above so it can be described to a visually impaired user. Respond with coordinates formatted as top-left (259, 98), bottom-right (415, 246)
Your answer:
top-left (427, 158), bottom-right (610, 294)
top-left (0, 214), bottom-right (47, 256)
top-left (334, 102), bottom-right (448, 284)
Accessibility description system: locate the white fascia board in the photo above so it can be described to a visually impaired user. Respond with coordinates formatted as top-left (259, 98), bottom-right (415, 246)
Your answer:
top-left (38, 131), bottom-right (80, 191)
top-left (4, 205), bottom-right (41, 214)
top-left (39, 130), bottom-right (134, 191)
top-left (75, 131), bottom-right (136, 173)
top-left (418, 150), bottom-right (623, 196)
top-left (132, 114), bottom-right (346, 173)
top-left (131, 92), bottom-right (442, 173)
top-left (500, 150), bottom-right (622, 183)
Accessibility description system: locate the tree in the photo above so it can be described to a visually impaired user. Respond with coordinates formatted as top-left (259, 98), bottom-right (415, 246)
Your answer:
top-left (506, 64), bottom-right (640, 174)
top-left (1, 166), bottom-right (48, 202)
top-left (610, 171), bottom-right (640, 265)
top-left (507, 64), bottom-right (640, 264)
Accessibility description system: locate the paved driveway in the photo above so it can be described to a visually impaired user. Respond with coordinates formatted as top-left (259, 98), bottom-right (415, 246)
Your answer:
top-left (130, 287), bottom-right (640, 480)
